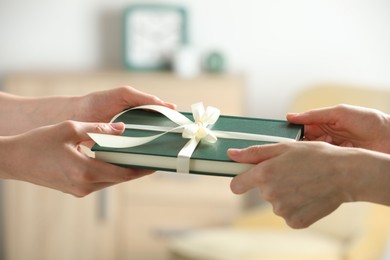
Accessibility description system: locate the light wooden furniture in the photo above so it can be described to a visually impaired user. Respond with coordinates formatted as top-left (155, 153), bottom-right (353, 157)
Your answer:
top-left (2, 71), bottom-right (245, 260)
top-left (168, 84), bottom-right (390, 260)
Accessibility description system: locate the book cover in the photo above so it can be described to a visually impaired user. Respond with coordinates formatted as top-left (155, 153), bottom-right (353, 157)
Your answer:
top-left (91, 109), bottom-right (303, 177)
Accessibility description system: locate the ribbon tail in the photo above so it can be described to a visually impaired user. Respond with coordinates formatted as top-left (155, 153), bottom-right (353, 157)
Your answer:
top-left (88, 125), bottom-right (187, 149)
top-left (177, 138), bottom-right (200, 174)
top-left (88, 132), bottom-right (166, 149)
top-left (112, 105), bottom-right (193, 125)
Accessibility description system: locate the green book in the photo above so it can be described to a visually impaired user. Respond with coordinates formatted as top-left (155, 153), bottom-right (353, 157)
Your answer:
top-left (91, 110), bottom-right (303, 177)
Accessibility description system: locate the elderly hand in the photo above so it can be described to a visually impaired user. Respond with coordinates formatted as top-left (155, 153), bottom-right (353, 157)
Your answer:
top-left (228, 141), bottom-right (390, 228)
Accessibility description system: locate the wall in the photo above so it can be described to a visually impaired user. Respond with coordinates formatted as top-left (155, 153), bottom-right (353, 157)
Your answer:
top-left (1, 0), bottom-right (390, 118)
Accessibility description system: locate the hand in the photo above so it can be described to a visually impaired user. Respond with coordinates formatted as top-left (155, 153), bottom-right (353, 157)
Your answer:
top-left (0, 86), bottom-right (176, 136)
top-left (227, 142), bottom-right (364, 228)
top-left (76, 86), bottom-right (176, 123)
top-left (0, 120), bottom-right (152, 197)
top-left (73, 86), bottom-right (176, 148)
top-left (287, 104), bottom-right (390, 154)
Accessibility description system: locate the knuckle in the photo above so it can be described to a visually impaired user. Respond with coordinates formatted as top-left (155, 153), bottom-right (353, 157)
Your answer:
top-left (119, 85), bottom-right (135, 93)
top-left (246, 145), bottom-right (262, 157)
top-left (94, 123), bottom-right (109, 133)
top-left (271, 202), bottom-right (312, 229)
top-left (61, 120), bottom-right (79, 135)
top-left (70, 187), bottom-right (93, 198)
top-left (286, 215), bottom-right (311, 229)
top-left (335, 104), bottom-right (350, 112)
top-left (256, 164), bottom-right (274, 184)
top-left (261, 188), bottom-right (276, 201)
top-left (271, 202), bottom-right (289, 218)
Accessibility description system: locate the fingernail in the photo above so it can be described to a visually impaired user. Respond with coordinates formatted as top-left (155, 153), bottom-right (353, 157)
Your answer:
top-left (228, 148), bottom-right (242, 156)
top-left (287, 112), bottom-right (300, 117)
top-left (165, 102), bottom-right (177, 110)
top-left (110, 122), bottom-right (124, 131)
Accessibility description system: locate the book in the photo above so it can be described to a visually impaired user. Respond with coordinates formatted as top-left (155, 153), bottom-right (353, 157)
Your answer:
top-left (91, 109), bottom-right (303, 177)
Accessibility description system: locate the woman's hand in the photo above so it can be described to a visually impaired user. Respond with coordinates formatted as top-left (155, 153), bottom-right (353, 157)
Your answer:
top-left (0, 120), bottom-right (152, 197)
top-left (0, 86), bottom-right (176, 135)
top-left (76, 86), bottom-right (176, 123)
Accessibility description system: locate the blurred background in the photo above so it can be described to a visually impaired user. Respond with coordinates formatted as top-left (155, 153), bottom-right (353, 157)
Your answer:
top-left (1, 0), bottom-right (390, 259)
top-left (2, 0), bottom-right (390, 118)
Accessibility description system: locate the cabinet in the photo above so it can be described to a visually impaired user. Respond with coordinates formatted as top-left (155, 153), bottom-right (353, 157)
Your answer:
top-left (2, 71), bottom-right (245, 260)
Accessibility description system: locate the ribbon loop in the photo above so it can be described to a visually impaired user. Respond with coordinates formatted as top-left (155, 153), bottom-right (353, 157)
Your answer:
top-left (186, 102), bottom-right (220, 143)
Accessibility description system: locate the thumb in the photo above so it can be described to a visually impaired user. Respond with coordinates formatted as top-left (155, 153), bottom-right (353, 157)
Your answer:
top-left (75, 121), bottom-right (125, 143)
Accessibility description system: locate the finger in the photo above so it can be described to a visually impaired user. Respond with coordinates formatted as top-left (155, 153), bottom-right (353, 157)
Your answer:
top-left (66, 175), bottom-right (149, 197)
top-left (82, 156), bottom-right (154, 184)
top-left (286, 106), bottom-right (338, 125)
top-left (63, 121), bottom-right (125, 143)
top-left (227, 143), bottom-right (284, 164)
top-left (230, 163), bottom-right (266, 194)
top-left (229, 143), bottom-right (296, 195)
top-left (120, 86), bottom-right (176, 109)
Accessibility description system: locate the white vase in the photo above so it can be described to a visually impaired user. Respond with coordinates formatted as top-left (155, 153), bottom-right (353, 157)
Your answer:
top-left (173, 46), bottom-right (200, 78)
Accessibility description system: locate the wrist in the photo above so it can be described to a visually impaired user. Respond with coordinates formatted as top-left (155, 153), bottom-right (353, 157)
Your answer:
top-left (340, 148), bottom-right (390, 206)
top-left (383, 113), bottom-right (390, 154)
top-left (33, 95), bottom-right (81, 124)
top-left (0, 136), bottom-right (17, 180)
top-left (63, 95), bottom-right (84, 121)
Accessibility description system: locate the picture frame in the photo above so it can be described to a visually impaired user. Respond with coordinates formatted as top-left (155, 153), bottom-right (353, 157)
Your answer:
top-left (122, 4), bottom-right (188, 71)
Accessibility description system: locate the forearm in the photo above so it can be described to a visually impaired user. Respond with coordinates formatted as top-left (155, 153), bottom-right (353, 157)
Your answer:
top-left (0, 92), bottom-right (81, 135)
top-left (341, 148), bottom-right (390, 206)
top-left (0, 135), bottom-right (16, 180)
top-left (379, 113), bottom-right (390, 154)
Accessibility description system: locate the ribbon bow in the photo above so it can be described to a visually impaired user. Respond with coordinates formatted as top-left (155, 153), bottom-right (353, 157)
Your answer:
top-left (182, 103), bottom-right (219, 143)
